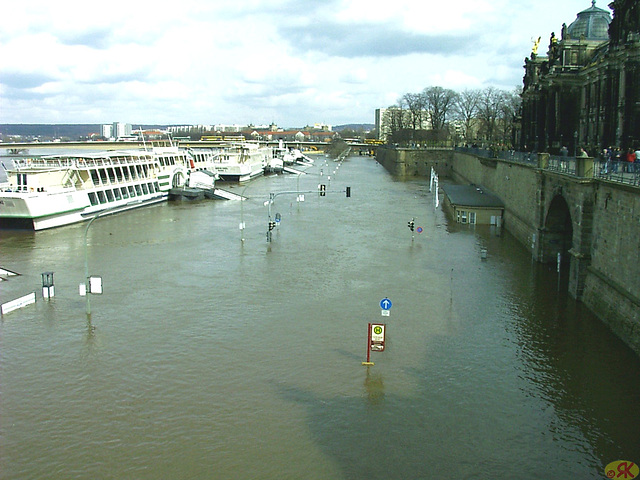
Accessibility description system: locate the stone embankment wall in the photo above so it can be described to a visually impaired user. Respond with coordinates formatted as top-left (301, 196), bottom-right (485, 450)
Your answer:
top-left (376, 147), bottom-right (454, 178)
top-left (581, 182), bottom-right (640, 354)
top-left (448, 151), bottom-right (542, 250)
top-left (376, 146), bottom-right (640, 356)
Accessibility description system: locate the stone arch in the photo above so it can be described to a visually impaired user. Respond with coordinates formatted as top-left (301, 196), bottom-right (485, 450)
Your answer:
top-left (541, 194), bottom-right (573, 265)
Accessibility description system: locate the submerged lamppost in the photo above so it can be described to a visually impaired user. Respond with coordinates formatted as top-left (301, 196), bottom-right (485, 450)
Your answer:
top-left (82, 202), bottom-right (139, 315)
top-left (82, 214), bottom-right (104, 316)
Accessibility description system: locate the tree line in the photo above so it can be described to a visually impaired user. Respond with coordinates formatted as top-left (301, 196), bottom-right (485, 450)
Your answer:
top-left (382, 86), bottom-right (522, 147)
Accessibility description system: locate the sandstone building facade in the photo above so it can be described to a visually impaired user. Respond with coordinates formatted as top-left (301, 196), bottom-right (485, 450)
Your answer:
top-left (520, 0), bottom-right (640, 155)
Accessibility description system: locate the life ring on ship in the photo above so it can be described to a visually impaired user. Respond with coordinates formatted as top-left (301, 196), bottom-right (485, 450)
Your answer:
top-left (189, 159), bottom-right (195, 169)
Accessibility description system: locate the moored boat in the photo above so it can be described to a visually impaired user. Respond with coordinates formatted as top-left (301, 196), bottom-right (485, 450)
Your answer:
top-left (209, 142), bottom-right (271, 182)
top-left (0, 147), bottom-right (214, 230)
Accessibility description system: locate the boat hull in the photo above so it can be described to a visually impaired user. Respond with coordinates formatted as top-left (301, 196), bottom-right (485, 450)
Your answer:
top-left (0, 147), bottom-right (201, 231)
top-left (0, 190), bottom-right (167, 230)
top-left (215, 163), bottom-right (264, 183)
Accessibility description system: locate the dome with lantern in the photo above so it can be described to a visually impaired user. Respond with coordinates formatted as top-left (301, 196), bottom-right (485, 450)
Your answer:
top-left (566, 0), bottom-right (612, 40)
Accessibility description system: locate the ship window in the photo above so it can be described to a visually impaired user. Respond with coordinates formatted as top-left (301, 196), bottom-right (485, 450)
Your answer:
top-left (142, 165), bottom-right (149, 177)
top-left (122, 166), bottom-right (130, 181)
top-left (108, 168), bottom-right (116, 183)
top-left (114, 188), bottom-right (122, 200)
top-left (90, 170), bottom-right (100, 185)
top-left (153, 181), bottom-right (160, 191)
top-left (115, 167), bottom-right (123, 182)
top-left (128, 186), bottom-right (136, 197)
top-left (136, 166), bottom-right (143, 178)
top-left (141, 184), bottom-right (148, 195)
top-left (121, 187), bottom-right (129, 199)
top-left (97, 190), bottom-right (106, 204)
top-left (99, 169), bottom-right (108, 184)
top-left (135, 185), bottom-right (142, 196)
top-left (148, 182), bottom-right (155, 193)
top-left (88, 192), bottom-right (98, 206)
top-left (106, 189), bottom-right (115, 202)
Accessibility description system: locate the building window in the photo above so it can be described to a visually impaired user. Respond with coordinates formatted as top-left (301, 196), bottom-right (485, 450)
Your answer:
top-left (469, 212), bottom-right (476, 225)
top-left (461, 211), bottom-right (467, 224)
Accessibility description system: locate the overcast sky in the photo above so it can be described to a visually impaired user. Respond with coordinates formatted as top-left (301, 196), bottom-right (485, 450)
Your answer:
top-left (0, 0), bottom-right (606, 128)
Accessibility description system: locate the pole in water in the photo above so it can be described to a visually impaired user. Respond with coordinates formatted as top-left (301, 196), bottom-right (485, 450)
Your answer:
top-left (362, 322), bottom-right (374, 366)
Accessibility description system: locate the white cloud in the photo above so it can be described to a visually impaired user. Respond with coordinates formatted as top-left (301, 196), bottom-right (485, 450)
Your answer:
top-left (0, 0), bottom-right (607, 126)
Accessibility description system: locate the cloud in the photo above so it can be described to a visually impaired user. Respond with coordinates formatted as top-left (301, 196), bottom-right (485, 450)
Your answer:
top-left (1, 72), bottom-right (56, 91)
top-left (280, 22), bottom-right (477, 58)
top-left (0, 0), bottom-right (605, 126)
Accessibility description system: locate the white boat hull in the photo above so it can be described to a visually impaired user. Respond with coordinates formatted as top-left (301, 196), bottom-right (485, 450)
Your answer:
top-left (0, 147), bottom-right (200, 230)
top-left (0, 188), bottom-right (168, 230)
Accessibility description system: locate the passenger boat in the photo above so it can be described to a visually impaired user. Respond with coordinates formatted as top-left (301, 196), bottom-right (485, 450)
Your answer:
top-left (0, 147), bottom-right (216, 230)
top-left (210, 142), bottom-right (271, 182)
top-left (272, 140), bottom-right (314, 167)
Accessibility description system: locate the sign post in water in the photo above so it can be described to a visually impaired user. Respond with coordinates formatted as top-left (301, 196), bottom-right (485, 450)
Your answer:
top-left (362, 323), bottom-right (386, 366)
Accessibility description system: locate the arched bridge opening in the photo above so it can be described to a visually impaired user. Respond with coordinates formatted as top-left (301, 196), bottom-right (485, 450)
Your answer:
top-left (541, 195), bottom-right (573, 268)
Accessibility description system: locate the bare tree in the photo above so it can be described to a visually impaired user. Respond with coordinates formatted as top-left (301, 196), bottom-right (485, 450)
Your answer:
top-left (423, 86), bottom-right (458, 133)
top-left (454, 89), bottom-right (482, 143)
top-left (476, 87), bottom-right (503, 143)
top-left (401, 93), bottom-right (428, 133)
top-left (382, 84), bottom-right (520, 146)
top-left (496, 88), bottom-right (522, 146)
top-left (382, 106), bottom-right (408, 141)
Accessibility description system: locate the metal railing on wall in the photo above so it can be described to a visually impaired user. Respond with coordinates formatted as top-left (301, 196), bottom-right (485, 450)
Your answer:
top-left (593, 159), bottom-right (640, 186)
top-left (454, 147), bottom-right (640, 186)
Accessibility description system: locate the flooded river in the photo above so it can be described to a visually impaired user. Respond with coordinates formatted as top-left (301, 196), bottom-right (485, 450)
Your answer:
top-left (1, 154), bottom-right (638, 479)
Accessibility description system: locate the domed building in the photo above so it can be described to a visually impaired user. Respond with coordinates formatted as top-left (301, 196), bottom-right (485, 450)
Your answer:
top-left (520, 0), bottom-right (640, 154)
top-left (566, 0), bottom-right (611, 40)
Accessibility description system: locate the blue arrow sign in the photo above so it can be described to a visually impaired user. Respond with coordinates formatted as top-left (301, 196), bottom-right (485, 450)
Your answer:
top-left (380, 298), bottom-right (392, 310)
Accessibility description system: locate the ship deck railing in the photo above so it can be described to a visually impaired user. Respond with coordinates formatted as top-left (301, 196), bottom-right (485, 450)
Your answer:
top-left (12, 154), bottom-right (157, 171)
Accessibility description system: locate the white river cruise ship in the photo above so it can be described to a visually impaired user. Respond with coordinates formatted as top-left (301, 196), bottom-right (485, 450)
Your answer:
top-left (0, 147), bottom-right (216, 230)
top-left (211, 142), bottom-right (271, 182)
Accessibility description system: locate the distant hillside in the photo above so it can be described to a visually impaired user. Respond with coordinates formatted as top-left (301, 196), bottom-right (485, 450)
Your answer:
top-left (0, 124), bottom-right (168, 139)
top-left (1, 123), bottom-right (377, 139)
top-left (0, 124), bottom-right (101, 138)
top-left (334, 124), bottom-right (374, 132)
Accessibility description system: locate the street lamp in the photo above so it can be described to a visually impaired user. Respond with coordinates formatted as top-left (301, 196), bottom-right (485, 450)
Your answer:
top-left (83, 202), bottom-right (140, 315)
top-left (239, 183), bottom-right (251, 243)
